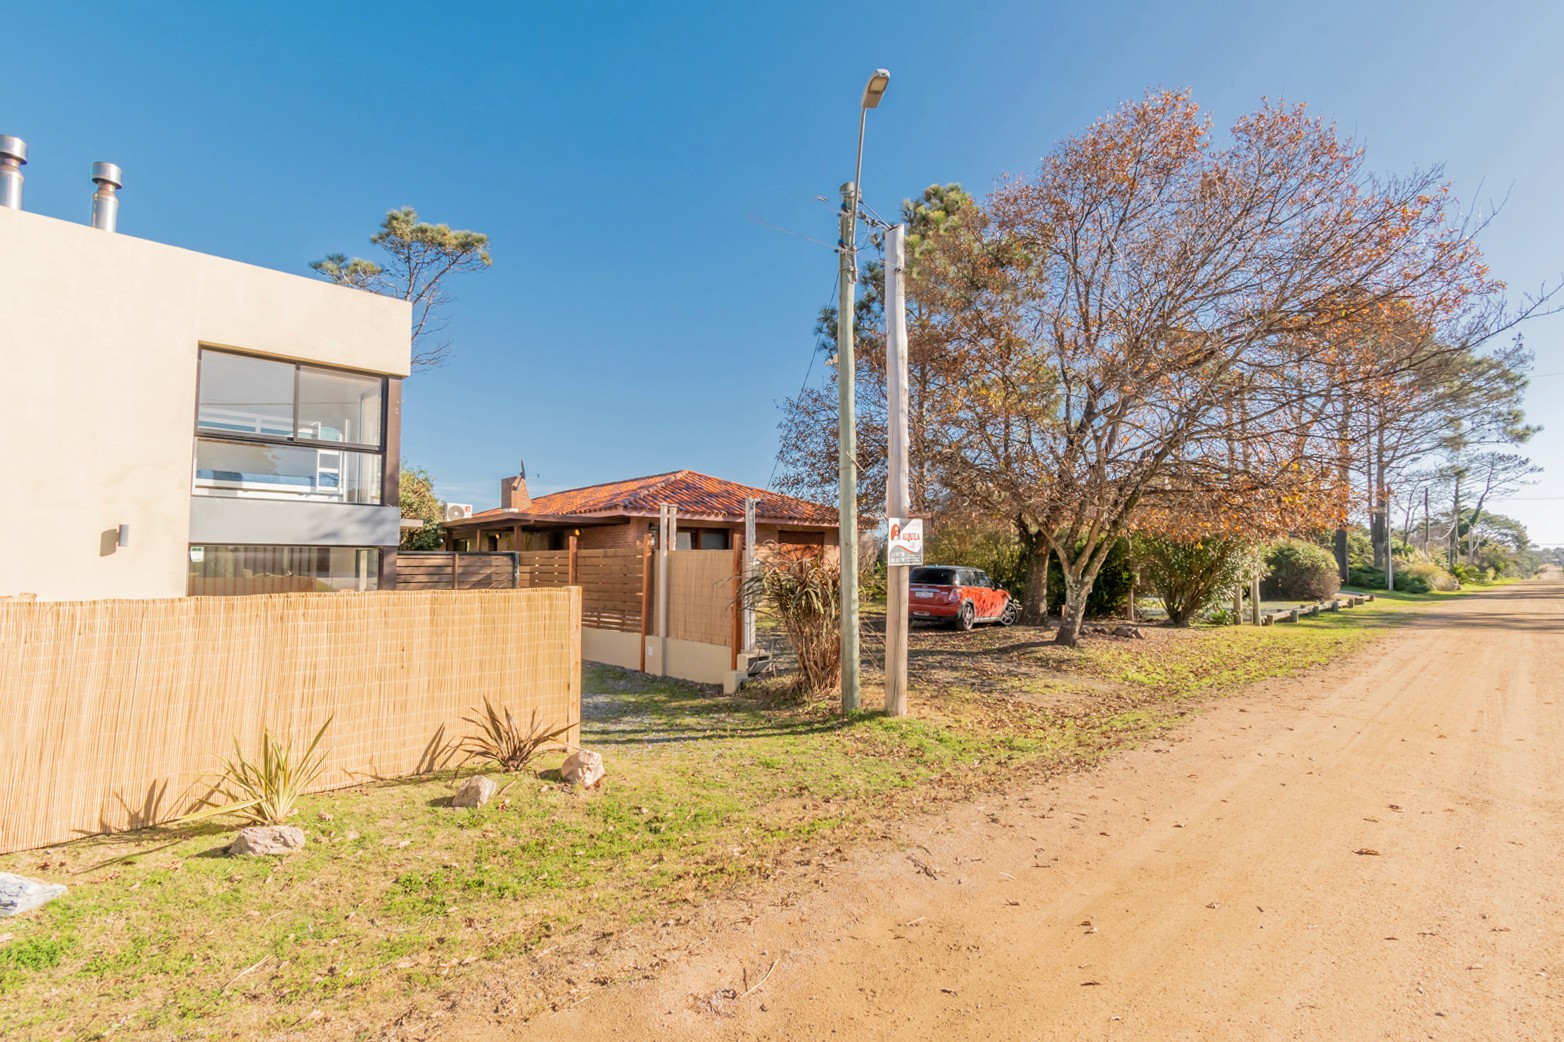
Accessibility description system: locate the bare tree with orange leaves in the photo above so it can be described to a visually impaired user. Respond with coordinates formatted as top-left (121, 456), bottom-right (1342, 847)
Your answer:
top-left (921, 90), bottom-right (1544, 646)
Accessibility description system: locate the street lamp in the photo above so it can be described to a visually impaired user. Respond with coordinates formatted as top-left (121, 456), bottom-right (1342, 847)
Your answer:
top-left (837, 67), bottom-right (890, 714)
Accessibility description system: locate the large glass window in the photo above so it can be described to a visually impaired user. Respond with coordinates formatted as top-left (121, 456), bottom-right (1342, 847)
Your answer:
top-left (296, 366), bottom-right (383, 446)
top-left (197, 352), bottom-right (295, 438)
top-left (188, 545), bottom-right (379, 595)
top-left (193, 349), bottom-right (386, 504)
top-left (193, 440), bottom-right (382, 503)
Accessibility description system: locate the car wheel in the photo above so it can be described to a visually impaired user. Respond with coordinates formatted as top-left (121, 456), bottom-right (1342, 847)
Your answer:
top-left (955, 602), bottom-right (976, 631)
top-left (999, 599), bottom-right (1019, 626)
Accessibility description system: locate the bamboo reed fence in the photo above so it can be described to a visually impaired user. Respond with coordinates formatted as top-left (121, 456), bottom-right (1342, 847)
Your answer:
top-left (0, 588), bottom-right (581, 854)
top-left (667, 549), bottom-right (736, 646)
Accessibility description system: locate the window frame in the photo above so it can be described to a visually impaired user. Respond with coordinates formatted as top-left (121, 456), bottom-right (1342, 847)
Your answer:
top-left (192, 348), bottom-right (390, 506)
top-left (186, 543), bottom-right (381, 595)
top-left (194, 348), bottom-right (388, 455)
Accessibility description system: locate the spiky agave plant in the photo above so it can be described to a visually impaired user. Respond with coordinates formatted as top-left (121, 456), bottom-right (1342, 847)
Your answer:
top-left (457, 699), bottom-right (575, 773)
top-left (186, 716), bottom-right (334, 826)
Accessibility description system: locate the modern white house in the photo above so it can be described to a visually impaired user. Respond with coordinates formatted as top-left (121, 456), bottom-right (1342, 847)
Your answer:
top-left (0, 137), bottom-right (412, 600)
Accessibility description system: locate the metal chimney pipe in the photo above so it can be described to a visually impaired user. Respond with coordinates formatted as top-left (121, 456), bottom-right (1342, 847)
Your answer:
top-left (0, 136), bottom-right (27, 210)
top-left (90, 162), bottom-right (123, 232)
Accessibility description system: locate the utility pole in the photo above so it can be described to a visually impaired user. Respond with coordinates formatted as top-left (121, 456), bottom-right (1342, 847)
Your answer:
top-left (884, 224), bottom-right (910, 716)
top-left (835, 68), bottom-right (889, 716)
top-left (836, 181), bottom-right (861, 713)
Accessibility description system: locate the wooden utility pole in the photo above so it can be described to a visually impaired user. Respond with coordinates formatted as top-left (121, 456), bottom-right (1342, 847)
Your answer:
top-left (836, 181), bottom-right (861, 713)
top-left (884, 224), bottom-right (911, 716)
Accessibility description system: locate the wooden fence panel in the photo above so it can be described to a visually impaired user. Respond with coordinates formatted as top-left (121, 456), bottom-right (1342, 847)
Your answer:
top-left (667, 549), bottom-right (735, 645)
top-left (0, 588), bottom-right (581, 854)
top-left (397, 551), bottom-right (518, 590)
top-left (521, 547), bottom-right (646, 633)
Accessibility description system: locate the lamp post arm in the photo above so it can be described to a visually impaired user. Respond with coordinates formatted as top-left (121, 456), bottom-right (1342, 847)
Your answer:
top-left (849, 106), bottom-right (868, 282)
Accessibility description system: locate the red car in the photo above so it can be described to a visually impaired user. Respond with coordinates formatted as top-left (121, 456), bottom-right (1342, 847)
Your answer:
top-left (909, 565), bottom-right (1018, 630)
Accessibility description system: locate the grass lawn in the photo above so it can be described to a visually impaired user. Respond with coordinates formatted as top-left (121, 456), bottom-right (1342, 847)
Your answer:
top-left (0, 586), bottom-right (1471, 1039)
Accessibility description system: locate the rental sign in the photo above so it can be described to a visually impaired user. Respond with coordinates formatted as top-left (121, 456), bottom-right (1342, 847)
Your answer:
top-left (887, 518), bottom-right (924, 567)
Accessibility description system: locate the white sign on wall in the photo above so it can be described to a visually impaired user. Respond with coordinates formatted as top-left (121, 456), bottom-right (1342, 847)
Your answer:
top-left (888, 517), bottom-right (924, 567)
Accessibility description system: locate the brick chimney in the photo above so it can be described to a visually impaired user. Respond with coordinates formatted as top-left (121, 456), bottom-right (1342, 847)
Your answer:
top-left (501, 472), bottom-right (532, 511)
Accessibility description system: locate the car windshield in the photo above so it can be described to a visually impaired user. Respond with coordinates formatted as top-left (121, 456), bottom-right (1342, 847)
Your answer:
top-left (910, 567), bottom-right (959, 585)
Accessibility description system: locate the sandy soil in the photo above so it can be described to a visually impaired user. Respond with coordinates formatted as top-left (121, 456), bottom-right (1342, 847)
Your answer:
top-left (465, 578), bottom-right (1563, 1041)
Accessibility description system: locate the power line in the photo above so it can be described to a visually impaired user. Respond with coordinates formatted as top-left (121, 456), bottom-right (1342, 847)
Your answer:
top-left (767, 269), bottom-right (841, 491)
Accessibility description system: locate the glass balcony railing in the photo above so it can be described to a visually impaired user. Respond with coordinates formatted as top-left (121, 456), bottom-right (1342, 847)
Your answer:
top-left (192, 437), bottom-right (382, 505)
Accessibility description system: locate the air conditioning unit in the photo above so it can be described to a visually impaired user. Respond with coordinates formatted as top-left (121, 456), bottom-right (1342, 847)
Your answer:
top-left (445, 503), bottom-right (474, 521)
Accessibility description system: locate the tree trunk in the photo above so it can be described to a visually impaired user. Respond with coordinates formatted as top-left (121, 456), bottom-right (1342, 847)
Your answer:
top-left (1016, 517), bottom-right (1049, 626)
top-left (1054, 569), bottom-right (1088, 648)
top-left (1449, 472), bottom-right (1462, 569)
top-left (1371, 425), bottom-right (1388, 570)
top-left (1333, 408), bottom-right (1352, 582)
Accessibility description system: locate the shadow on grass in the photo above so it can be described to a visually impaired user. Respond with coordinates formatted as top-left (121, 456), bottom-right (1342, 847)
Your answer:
top-left (582, 665), bottom-right (855, 749)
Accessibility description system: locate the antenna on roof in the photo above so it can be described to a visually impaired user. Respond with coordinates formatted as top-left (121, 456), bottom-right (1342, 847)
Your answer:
top-left (516, 459), bottom-right (527, 482)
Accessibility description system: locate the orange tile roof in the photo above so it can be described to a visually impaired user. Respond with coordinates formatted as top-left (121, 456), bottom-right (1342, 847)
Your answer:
top-left (525, 470), bottom-right (837, 526)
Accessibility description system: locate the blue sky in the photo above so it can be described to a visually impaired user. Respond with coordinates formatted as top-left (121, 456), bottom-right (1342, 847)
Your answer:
top-left (9, 2), bottom-right (1564, 540)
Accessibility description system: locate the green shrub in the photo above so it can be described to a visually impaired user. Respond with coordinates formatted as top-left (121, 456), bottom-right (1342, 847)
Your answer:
top-left (1347, 565), bottom-right (1386, 589)
top-left (1131, 535), bottom-right (1266, 627)
top-left (1204, 607), bottom-right (1240, 626)
top-left (1262, 540), bottom-right (1341, 601)
top-left (1395, 559), bottom-right (1459, 593)
top-left (1449, 561), bottom-right (1484, 586)
top-left (923, 521), bottom-right (1025, 597)
top-left (1048, 538), bottom-right (1135, 618)
top-left (1314, 526), bottom-right (1372, 572)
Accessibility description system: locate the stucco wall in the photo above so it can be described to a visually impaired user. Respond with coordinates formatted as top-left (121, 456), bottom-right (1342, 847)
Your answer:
top-left (582, 627), bottom-right (743, 689)
top-left (0, 208), bottom-right (411, 601)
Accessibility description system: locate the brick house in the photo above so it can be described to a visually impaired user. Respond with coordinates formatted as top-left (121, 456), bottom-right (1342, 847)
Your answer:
top-left (439, 470), bottom-right (838, 554)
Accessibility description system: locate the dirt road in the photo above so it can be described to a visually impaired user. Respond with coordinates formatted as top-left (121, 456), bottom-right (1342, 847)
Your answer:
top-left (488, 579), bottom-right (1563, 1041)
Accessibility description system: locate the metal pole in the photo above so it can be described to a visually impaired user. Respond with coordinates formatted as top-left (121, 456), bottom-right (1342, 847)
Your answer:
top-left (837, 180), bottom-right (860, 713)
top-left (884, 225), bottom-right (910, 716)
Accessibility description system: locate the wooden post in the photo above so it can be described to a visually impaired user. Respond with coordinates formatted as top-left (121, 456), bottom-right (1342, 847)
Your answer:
top-left (1126, 576), bottom-right (1137, 624)
top-left (731, 537), bottom-right (744, 672)
top-left (743, 497), bottom-right (758, 654)
top-left (639, 536), bottom-right (652, 673)
top-left (883, 224), bottom-right (911, 718)
top-left (1250, 576), bottom-right (1262, 625)
top-left (657, 504), bottom-right (674, 676)
top-left (568, 534), bottom-right (578, 586)
top-left (450, 551), bottom-right (459, 590)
